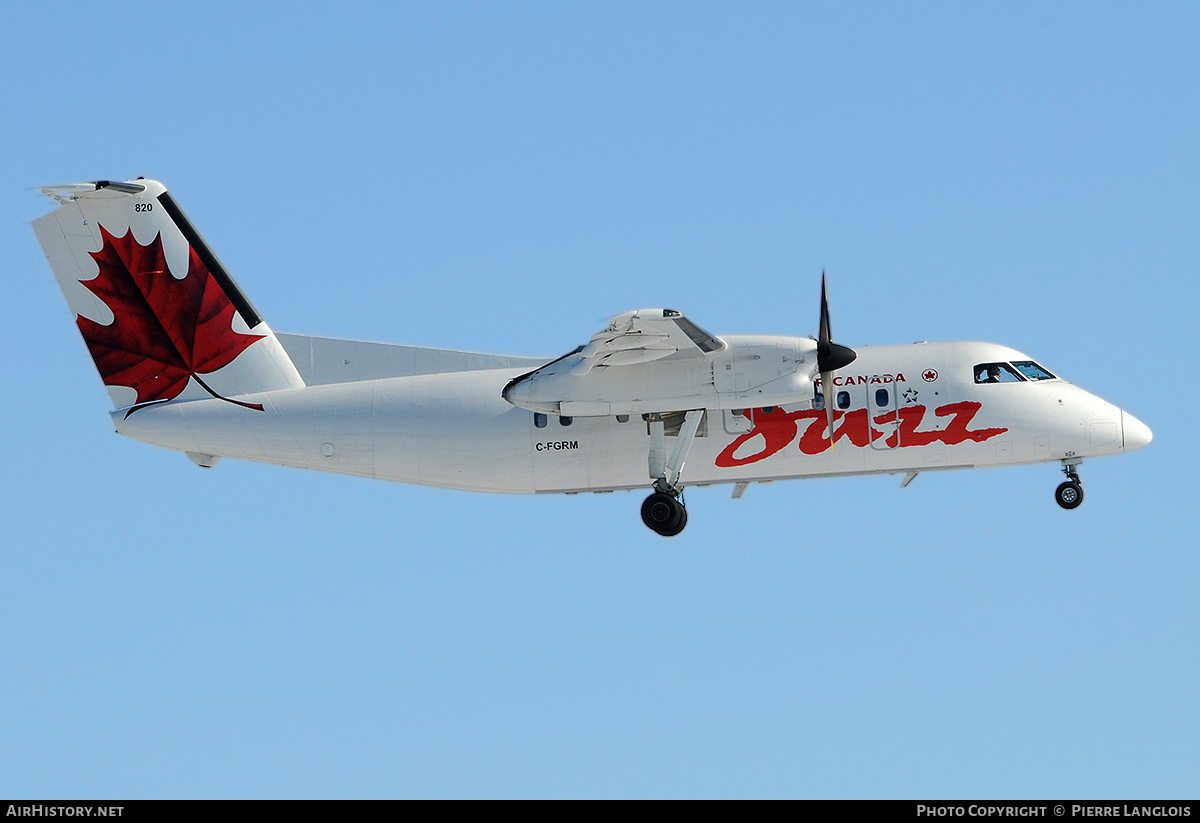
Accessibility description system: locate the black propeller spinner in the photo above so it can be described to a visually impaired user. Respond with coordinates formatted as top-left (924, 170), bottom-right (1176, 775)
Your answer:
top-left (817, 272), bottom-right (856, 445)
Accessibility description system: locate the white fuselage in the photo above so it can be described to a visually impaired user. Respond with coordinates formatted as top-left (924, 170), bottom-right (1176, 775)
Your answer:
top-left (31, 179), bottom-right (1149, 514)
top-left (112, 338), bottom-right (1147, 494)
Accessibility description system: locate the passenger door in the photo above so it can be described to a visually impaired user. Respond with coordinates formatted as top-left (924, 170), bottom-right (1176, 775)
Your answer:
top-left (869, 379), bottom-right (900, 450)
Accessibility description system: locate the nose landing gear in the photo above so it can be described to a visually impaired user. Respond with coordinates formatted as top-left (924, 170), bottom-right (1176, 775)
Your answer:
top-left (1055, 459), bottom-right (1084, 509)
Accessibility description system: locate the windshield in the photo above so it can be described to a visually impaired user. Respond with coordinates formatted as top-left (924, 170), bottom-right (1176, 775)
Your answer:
top-left (1011, 360), bottom-right (1056, 381)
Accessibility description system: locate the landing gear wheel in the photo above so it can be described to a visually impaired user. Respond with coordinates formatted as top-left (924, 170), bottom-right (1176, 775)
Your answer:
top-left (641, 492), bottom-right (684, 535)
top-left (660, 506), bottom-right (688, 537)
top-left (1055, 481), bottom-right (1084, 510)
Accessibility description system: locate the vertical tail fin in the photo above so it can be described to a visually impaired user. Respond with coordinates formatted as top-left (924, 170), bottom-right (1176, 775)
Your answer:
top-left (33, 179), bottom-right (305, 414)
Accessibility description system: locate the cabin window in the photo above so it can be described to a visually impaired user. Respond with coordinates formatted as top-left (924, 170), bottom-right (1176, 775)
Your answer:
top-left (616, 414), bottom-right (629, 423)
top-left (812, 392), bottom-right (825, 411)
top-left (837, 390), bottom-right (851, 410)
top-left (534, 412), bottom-right (547, 428)
top-left (560, 415), bottom-right (573, 426)
top-left (1011, 360), bottom-right (1056, 381)
top-left (973, 362), bottom-right (1026, 384)
top-left (875, 388), bottom-right (889, 407)
top-left (761, 406), bottom-right (775, 414)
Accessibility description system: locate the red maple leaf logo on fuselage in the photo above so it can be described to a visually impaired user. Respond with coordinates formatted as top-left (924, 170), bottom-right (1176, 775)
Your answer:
top-left (78, 226), bottom-right (264, 416)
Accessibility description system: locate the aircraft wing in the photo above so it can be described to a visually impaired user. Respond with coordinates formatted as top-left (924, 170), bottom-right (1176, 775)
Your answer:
top-left (502, 309), bottom-right (802, 418)
top-left (569, 309), bottom-right (725, 376)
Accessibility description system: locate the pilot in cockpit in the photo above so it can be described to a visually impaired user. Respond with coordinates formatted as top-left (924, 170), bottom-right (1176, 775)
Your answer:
top-left (975, 363), bottom-right (1006, 384)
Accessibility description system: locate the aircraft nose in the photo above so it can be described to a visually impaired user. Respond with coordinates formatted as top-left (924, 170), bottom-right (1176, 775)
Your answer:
top-left (1122, 411), bottom-right (1152, 451)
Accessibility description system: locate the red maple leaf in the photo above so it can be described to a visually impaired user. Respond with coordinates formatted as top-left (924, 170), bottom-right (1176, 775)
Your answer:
top-left (77, 226), bottom-right (265, 415)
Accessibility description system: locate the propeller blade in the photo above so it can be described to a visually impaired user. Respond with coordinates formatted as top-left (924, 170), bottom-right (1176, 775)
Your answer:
top-left (817, 272), bottom-right (857, 374)
top-left (821, 368), bottom-right (837, 450)
top-left (815, 272), bottom-right (856, 449)
top-left (818, 271), bottom-right (834, 351)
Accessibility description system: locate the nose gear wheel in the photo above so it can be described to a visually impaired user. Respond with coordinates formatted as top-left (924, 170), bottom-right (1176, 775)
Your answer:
top-left (1055, 461), bottom-right (1084, 509)
top-left (1055, 481), bottom-right (1083, 509)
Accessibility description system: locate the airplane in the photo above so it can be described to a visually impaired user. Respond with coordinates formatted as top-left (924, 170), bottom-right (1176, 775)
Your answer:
top-left (32, 179), bottom-right (1152, 536)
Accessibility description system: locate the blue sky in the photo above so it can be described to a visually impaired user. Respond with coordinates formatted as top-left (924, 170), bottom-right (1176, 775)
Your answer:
top-left (2, 2), bottom-right (1196, 798)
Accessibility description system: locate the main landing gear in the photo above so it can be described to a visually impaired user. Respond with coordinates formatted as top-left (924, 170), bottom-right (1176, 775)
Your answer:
top-left (641, 484), bottom-right (688, 536)
top-left (640, 409), bottom-right (704, 536)
top-left (1055, 459), bottom-right (1084, 510)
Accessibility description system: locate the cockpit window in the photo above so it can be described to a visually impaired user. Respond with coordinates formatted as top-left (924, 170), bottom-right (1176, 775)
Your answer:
top-left (1011, 360), bottom-right (1056, 381)
top-left (973, 362), bottom-right (1026, 384)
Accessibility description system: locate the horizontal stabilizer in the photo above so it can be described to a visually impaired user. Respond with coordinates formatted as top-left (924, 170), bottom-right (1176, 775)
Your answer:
top-left (276, 333), bottom-right (548, 386)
